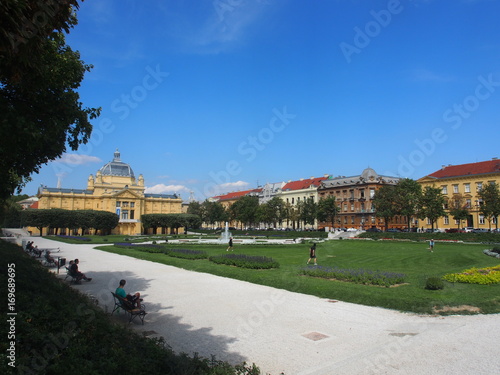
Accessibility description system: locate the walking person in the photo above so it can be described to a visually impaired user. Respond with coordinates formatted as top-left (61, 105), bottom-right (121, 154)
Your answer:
top-left (226, 237), bottom-right (233, 251)
top-left (307, 243), bottom-right (317, 265)
top-left (428, 239), bottom-right (434, 252)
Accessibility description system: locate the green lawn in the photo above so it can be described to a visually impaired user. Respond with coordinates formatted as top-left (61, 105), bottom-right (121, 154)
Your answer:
top-left (89, 239), bottom-right (500, 315)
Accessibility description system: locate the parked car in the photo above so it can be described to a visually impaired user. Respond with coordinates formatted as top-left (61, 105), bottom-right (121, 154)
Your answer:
top-left (472, 228), bottom-right (489, 233)
top-left (463, 227), bottom-right (474, 233)
top-left (445, 228), bottom-right (464, 233)
top-left (346, 227), bottom-right (357, 232)
top-left (386, 228), bottom-right (400, 232)
top-left (366, 227), bottom-right (382, 232)
top-left (425, 228), bottom-right (442, 233)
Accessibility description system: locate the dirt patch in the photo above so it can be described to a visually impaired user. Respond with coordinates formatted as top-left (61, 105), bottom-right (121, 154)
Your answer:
top-left (433, 305), bottom-right (481, 314)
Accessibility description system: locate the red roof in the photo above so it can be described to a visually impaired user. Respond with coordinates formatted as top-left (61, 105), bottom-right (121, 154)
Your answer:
top-left (212, 188), bottom-right (262, 201)
top-left (282, 177), bottom-right (328, 191)
top-left (30, 201), bottom-right (39, 209)
top-left (426, 159), bottom-right (500, 179)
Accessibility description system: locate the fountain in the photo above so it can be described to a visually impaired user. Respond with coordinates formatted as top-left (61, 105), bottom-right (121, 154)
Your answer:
top-left (219, 222), bottom-right (232, 244)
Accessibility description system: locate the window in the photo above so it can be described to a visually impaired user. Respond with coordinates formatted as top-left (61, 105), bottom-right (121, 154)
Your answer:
top-left (121, 210), bottom-right (129, 220)
top-left (455, 219), bottom-right (460, 225)
top-left (464, 183), bottom-right (470, 193)
top-left (130, 202), bottom-right (135, 208)
top-left (441, 186), bottom-right (448, 194)
top-left (444, 216), bottom-right (449, 225)
top-left (116, 201), bottom-right (121, 207)
top-left (426, 218), bottom-right (431, 225)
top-left (477, 182), bottom-right (483, 192)
top-left (453, 184), bottom-right (459, 194)
top-left (479, 215), bottom-right (485, 225)
top-left (343, 204), bottom-right (347, 212)
top-left (351, 216), bottom-right (355, 224)
top-left (350, 203), bottom-right (354, 211)
top-left (371, 216), bottom-right (375, 224)
top-left (130, 210), bottom-right (135, 220)
top-left (369, 189), bottom-right (375, 198)
top-left (466, 199), bottom-right (471, 208)
top-left (122, 201), bottom-right (129, 207)
top-left (360, 189), bottom-right (365, 198)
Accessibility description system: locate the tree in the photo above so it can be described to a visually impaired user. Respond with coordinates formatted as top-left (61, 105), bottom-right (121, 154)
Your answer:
top-left (478, 183), bottom-right (500, 230)
top-left (231, 196), bottom-right (259, 229)
top-left (298, 197), bottom-right (317, 228)
top-left (0, 1), bottom-right (100, 200)
top-left (283, 201), bottom-right (299, 230)
top-left (201, 200), bottom-right (228, 228)
top-left (317, 196), bottom-right (339, 229)
top-left (418, 186), bottom-right (446, 230)
top-left (393, 179), bottom-right (422, 230)
top-left (372, 185), bottom-right (397, 231)
top-left (448, 195), bottom-right (469, 230)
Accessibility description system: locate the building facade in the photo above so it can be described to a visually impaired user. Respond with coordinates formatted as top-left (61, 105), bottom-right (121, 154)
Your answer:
top-left (279, 176), bottom-right (329, 229)
top-left (36, 150), bottom-right (182, 235)
top-left (318, 168), bottom-right (401, 231)
top-left (417, 159), bottom-right (500, 230)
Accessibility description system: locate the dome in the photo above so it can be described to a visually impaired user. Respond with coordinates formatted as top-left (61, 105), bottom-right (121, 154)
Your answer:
top-left (98, 149), bottom-right (135, 178)
top-left (361, 167), bottom-right (378, 181)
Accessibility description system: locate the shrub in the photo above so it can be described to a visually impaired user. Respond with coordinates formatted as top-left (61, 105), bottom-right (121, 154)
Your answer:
top-left (209, 254), bottom-right (279, 269)
top-left (300, 266), bottom-right (406, 287)
top-left (425, 277), bottom-right (444, 290)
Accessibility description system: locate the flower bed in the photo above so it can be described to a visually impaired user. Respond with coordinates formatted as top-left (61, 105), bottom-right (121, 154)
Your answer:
top-left (209, 254), bottom-right (279, 269)
top-left (443, 265), bottom-right (500, 285)
top-left (300, 265), bottom-right (406, 287)
top-left (166, 248), bottom-right (208, 260)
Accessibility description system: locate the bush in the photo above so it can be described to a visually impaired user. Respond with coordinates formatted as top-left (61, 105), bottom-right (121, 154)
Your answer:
top-left (425, 277), bottom-right (444, 290)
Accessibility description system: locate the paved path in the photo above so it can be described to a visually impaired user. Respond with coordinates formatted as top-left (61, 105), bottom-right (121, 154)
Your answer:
top-left (20, 236), bottom-right (500, 375)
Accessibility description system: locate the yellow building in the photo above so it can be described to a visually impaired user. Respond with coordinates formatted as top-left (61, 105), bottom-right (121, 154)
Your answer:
top-left (418, 158), bottom-right (500, 230)
top-left (36, 150), bottom-right (182, 235)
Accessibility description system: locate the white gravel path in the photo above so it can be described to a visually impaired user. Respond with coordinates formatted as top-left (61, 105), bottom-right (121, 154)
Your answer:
top-left (22, 236), bottom-right (500, 375)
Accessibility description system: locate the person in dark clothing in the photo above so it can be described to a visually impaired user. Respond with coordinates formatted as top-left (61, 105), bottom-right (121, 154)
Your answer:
top-left (70, 259), bottom-right (92, 282)
top-left (307, 243), bottom-right (317, 265)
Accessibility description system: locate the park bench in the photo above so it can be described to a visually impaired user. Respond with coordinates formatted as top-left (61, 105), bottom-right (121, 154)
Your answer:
top-left (111, 292), bottom-right (147, 324)
top-left (64, 266), bottom-right (80, 284)
top-left (43, 251), bottom-right (57, 267)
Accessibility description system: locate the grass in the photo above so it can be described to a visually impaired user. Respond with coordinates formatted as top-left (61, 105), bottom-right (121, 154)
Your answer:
top-left (91, 239), bottom-right (500, 314)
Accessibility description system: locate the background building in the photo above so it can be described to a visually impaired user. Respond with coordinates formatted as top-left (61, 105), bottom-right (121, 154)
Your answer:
top-left (418, 158), bottom-right (500, 230)
top-left (36, 150), bottom-right (182, 235)
top-left (318, 168), bottom-right (401, 231)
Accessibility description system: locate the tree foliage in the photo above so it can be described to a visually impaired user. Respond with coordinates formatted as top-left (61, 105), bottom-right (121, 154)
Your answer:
top-left (372, 185), bottom-right (397, 230)
top-left (393, 179), bottom-right (422, 228)
top-left (317, 195), bottom-right (339, 228)
top-left (418, 186), bottom-right (446, 230)
top-left (0, 0), bottom-right (100, 200)
top-left (21, 208), bottom-right (119, 235)
top-left (230, 196), bottom-right (259, 228)
top-left (477, 182), bottom-right (500, 229)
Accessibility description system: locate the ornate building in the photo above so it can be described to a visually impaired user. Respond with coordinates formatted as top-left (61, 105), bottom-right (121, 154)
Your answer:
top-left (36, 150), bottom-right (182, 235)
top-left (318, 168), bottom-right (401, 230)
top-left (417, 158), bottom-right (500, 230)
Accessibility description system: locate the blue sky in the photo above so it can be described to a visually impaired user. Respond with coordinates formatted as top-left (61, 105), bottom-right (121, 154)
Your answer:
top-left (22, 0), bottom-right (500, 201)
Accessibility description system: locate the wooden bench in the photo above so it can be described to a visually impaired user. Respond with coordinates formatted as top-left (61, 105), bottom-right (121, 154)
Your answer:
top-left (111, 292), bottom-right (147, 324)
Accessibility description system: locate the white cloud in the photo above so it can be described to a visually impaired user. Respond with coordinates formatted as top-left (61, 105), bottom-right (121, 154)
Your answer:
top-left (54, 154), bottom-right (101, 166)
top-left (145, 184), bottom-right (191, 195)
top-left (218, 180), bottom-right (250, 190)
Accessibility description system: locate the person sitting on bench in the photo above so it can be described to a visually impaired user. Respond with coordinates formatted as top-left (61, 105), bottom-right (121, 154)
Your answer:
top-left (115, 279), bottom-right (142, 308)
top-left (70, 259), bottom-right (92, 282)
